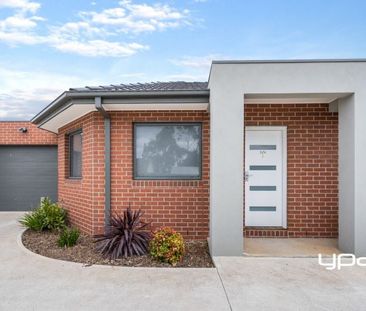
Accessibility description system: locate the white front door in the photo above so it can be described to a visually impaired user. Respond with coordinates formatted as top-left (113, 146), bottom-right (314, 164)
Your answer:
top-left (245, 126), bottom-right (287, 227)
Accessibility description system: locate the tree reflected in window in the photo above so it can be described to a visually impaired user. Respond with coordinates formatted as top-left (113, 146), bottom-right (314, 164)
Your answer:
top-left (135, 124), bottom-right (201, 179)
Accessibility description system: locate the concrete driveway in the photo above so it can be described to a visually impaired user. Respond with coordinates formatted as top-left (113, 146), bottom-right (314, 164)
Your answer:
top-left (1, 212), bottom-right (366, 311)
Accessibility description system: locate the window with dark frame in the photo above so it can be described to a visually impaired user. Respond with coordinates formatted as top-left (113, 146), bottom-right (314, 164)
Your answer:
top-left (69, 130), bottom-right (82, 178)
top-left (134, 123), bottom-right (202, 180)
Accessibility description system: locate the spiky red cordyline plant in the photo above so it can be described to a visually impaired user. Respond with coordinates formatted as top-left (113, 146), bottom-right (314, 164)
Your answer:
top-left (95, 208), bottom-right (151, 259)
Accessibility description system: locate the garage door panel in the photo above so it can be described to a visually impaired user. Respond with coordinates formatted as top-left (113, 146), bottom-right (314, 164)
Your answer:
top-left (0, 146), bottom-right (57, 211)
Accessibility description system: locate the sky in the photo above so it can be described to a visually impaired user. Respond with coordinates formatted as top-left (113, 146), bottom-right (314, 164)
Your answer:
top-left (0, 0), bottom-right (365, 120)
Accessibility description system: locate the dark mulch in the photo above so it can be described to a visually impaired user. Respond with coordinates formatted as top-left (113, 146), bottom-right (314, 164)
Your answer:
top-left (22, 230), bottom-right (214, 268)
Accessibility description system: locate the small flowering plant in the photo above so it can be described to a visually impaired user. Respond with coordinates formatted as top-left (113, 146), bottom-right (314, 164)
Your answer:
top-left (149, 227), bottom-right (185, 266)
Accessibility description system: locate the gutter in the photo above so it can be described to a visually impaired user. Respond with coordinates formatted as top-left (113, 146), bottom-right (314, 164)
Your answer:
top-left (31, 90), bottom-right (209, 125)
top-left (95, 97), bottom-right (111, 231)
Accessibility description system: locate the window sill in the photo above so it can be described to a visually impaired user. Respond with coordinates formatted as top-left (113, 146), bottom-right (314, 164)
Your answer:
top-left (133, 177), bottom-right (201, 181)
top-left (132, 179), bottom-right (204, 187)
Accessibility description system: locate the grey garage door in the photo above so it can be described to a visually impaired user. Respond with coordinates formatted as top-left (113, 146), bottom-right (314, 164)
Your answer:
top-left (0, 146), bottom-right (57, 211)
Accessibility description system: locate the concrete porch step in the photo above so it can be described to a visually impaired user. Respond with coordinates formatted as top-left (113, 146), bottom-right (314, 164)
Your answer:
top-left (243, 238), bottom-right (340, 257)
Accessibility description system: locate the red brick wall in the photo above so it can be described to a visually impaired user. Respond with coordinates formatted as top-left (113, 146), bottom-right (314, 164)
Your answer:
top-left (108, 112), bottom-right (209, 239)
top-left (58, 104), bottom-right (338, 240)
top-left (0, 121), bottom-right (57, 145)
top-left (58, 111), bottom-right (210, 240)
top-left (244, 104), bottom-right (338, 238)
top-left (58, 113), bottom-right (98, 234)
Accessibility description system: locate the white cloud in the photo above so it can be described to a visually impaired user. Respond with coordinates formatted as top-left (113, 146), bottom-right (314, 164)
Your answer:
top-left (0, 30), bottom-right (44, 44)
top-left (0, 66), bottom-right (99, 120)
top-left (55, 21), bottom-right (103, 37)
top-left (0, 0), bottom-right (45, 45)
top-left (0, 1), bottom-right (200, 120)
top-left (121, 0), bottom-right (187, 20)
top-left (0, 0), bottom-right (191, 57)
top-left (50, 39), bottom-right (148, 57)
top-left (81, 0), bottom-right (191, 33)
top-left (44, 21), bottom-right (149, 57)
top-left (0, 0), bottom-right (44, 32)
top-left (0, 22), bottom-right (148, 57)
top-left (0, 93), bottom-right (45, 120)
top-left (0, 0), bottom-right (40, 13)
top-left (0, 14), bottom-right (37, 30)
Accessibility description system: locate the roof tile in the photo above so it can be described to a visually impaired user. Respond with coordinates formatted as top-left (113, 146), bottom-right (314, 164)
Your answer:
top-left (69, 81), bottom-right (208, 92)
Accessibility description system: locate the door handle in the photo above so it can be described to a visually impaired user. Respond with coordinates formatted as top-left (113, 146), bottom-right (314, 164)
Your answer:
top-left (244, 171), bottom-right (252, 181)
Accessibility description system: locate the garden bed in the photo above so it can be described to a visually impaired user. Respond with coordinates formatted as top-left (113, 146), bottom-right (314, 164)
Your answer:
top-left (22, 230), bottom-right (214, 268)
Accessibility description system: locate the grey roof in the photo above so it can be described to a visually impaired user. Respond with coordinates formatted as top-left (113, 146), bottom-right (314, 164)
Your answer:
top-left (31, 81), bottom-right (209, 125)
top-left (212, 58), bottom-right (366, 64)
top-left (69, 81), bottom-right (208, 92)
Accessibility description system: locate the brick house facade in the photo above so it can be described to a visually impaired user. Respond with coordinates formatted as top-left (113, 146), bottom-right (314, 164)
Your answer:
top-left (58, 111), bottom-right (210, 239)
top-left (56, 103), bottom-right (337, 239)
top-left (24, 60), bottom-right (366, 256)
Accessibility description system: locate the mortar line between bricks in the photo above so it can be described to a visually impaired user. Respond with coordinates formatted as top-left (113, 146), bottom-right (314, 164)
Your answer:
top-left (215, 266), bottom-right (233, 311)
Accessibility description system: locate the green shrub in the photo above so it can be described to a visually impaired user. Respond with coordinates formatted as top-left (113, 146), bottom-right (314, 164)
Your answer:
top-left (58, 228), bottom-right (80, 247)
top-left (40, 198), bottom-right (67, 230)
top-left (19, 209), bottom-right (44, 231)
top-left (19, 197), bottom-right (67, 231)
top-left (149, 227), bottom-right (185, 265)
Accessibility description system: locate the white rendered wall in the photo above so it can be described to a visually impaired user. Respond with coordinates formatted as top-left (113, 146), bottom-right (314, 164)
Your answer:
top-left (354, 90), bottom-right (366, 256)
top-left (208, 60), bottom-right (366, 256)
top-left (339, 95), bottom-right (355, 253)
top-left (209, 78), bottom-right (244, 256)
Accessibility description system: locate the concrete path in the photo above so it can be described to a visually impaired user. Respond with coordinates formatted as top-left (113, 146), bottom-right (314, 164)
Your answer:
top-left (1, 213), bottom-right (366, 311)
top-left (0, 213), bottom-right (229, 311)
top-left (215, 256), bottom-right (366, 311)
